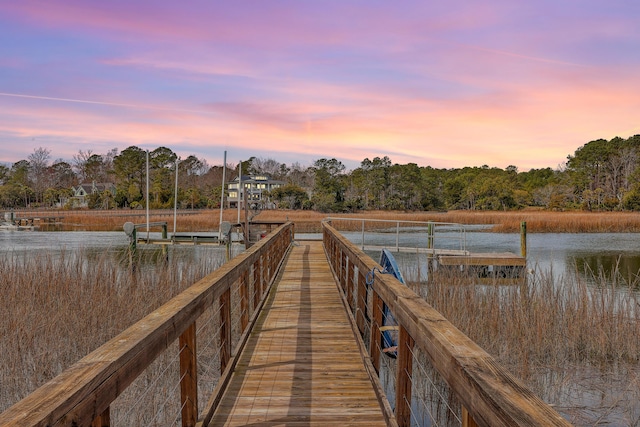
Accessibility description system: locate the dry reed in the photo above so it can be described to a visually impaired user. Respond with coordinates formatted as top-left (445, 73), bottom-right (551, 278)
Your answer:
top-left (0, 247), bottom-right (225, 415)
top-left (20, 208), bottom-right (640, 233)
top-left (405, 265), bottom-right (640, 425)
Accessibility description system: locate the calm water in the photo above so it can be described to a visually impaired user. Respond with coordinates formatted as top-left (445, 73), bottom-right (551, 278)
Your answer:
top-left (2, 229), bottom-right (638, 425)
top-left (0, 230), bottom-right (243, 264)
top-left (467, 231), bottom-right (640, 285)
top-left (3, 230), bottom-right (640, 284)
top-left (328, 229), bottom-right (640, 286)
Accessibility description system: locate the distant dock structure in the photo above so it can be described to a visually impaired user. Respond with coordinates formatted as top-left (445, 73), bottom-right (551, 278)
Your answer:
top-left (324, 217), bottom-right (527, 284)
top-left (1, 211), bottom-right (63, 231)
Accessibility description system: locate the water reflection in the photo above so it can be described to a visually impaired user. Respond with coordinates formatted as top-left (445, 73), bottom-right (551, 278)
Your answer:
top-left (464, 232), bottom-right (640, 288)
top-left (573, 254), bottom-right (640, 286)
top-left (0, 230), bottom-right (243, 267)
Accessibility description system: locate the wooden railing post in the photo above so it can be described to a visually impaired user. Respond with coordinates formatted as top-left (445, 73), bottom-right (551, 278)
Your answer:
top-left (340, 250), bottom-right (347, 292)
top-left (347, 259), bottom-right (355, 311)
top-left (369, 289), bottom-right (383, 374)
top-left (462, 407), bottom-right (480, 427)
top-left (356, 268), bottom-right (368, 334)
top-left (252, 260), bottom-right (260, 310)
top-left (179, 322), bottom-right (198, 427)
top-left (91, 408), bottom-right (110, 427)
top-left (219, 288), bottom-right (231, 372)
top-left (396, 325), bottom-right (414, 427)
top-left (240, 271), bottom-right (249, 331)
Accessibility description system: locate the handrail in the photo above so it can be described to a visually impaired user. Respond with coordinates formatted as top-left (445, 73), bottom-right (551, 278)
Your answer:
top-left (325, 216), bottom-right (468, 255)
top-left (0, 222), bottom-right (294, 427)
top-left (322, 220), bottom-right (570, 427)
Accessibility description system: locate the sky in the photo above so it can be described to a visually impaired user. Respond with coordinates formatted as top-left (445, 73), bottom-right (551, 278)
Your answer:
top-left (0, 0), bottom-right (638, 172)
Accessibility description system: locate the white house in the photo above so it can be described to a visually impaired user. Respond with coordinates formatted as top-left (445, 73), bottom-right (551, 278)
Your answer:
top-left (71, 182), bottom-right (116, 208)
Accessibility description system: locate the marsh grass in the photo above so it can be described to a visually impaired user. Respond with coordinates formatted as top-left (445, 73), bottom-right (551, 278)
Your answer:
top-left (0, 246), bottom-right (225, 415)
top-left (23, 208), bottom-right (640, 233)
top-left (405, 264), bottom-right (640, 425)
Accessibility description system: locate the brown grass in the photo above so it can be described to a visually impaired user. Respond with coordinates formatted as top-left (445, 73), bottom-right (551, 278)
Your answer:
top-left (405, 266), bottom-right (640, 425)
top-left (20, 208), bottom-right (640, 233)
top-left (0, 248), bottom-right (225, 415)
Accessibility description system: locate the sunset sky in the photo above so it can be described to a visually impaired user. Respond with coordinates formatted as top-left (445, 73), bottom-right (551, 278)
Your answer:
top-left (0, 0), bottom-right (638, 171)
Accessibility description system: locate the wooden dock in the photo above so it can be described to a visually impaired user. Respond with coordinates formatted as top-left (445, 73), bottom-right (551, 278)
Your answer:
top-left (0, 222), bottom-right (571, 427)
top-left (437, 252), bottom-right (526, 283)
top-left (208, 241), bottom-right (389, 426)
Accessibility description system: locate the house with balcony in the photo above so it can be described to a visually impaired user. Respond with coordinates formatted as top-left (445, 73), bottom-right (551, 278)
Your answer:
top-left (228, 175), bottom-right (284, 210)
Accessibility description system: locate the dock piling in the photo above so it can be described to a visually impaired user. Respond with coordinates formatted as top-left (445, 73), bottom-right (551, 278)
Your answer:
top-left (520, 221), bottom-right (527, 258)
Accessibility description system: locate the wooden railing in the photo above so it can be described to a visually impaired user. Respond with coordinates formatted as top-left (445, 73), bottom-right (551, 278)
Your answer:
top-left (0, 222), bottom-right (294, 427)
top-left (322, 220), bottom-right (571, 427)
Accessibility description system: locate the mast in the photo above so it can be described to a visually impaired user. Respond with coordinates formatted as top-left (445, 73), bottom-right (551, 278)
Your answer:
top-left (218, 151), bottom-right (227, 241)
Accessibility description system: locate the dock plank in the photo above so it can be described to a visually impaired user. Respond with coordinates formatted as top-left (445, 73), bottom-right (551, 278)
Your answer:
top-left (208, 241), bottom-right (388, 426)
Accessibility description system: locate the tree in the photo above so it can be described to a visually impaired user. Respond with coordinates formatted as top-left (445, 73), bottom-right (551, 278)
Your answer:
top-left (420, 167), bottom-right (446, 210)
top-left (287, 162), bottom-right (313, 189)
top-left (7, 160), bottom-right (33, 207)
top-left (311, 158), bottom-right (346, 212)
top-left (250, 157), bottom-right (285, 179)
top-left (388, 162), bottom-right (422, 210)
top-left (270, 183), bottom-right (309, 209)
top-left (0, 165), bottom-right (9, 185)
top-left (352, 156), bottom-right (391, 209)
top-left (113, 146), bottom-right (146, 207)
top-left (73, 148), bottom-right (117, 183)
top-left (148, 147), bottom-right (178, 207)
top-left (48, 161), bottom-right (77, 190)
top-left (28, 147), bottom-right (51, 204)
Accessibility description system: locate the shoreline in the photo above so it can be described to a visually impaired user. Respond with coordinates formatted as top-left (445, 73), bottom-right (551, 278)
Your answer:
top-left (7, 208), bottom-right (640, 233)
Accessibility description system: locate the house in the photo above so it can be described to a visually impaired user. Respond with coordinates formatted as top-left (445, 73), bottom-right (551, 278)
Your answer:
top-left (227, 175), bottom-right (284, 210)
top-left (71, 182), bottom-right (116, 208)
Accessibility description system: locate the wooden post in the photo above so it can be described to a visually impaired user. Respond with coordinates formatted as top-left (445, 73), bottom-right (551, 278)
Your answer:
top-left (91, 407), bottom-right (110, 427)
top-left (219, 288), bottom-right (231, 372)
top-left (340, 250), bottom-right (346, 289)
top-left (129, 228), bottom-right (137, 270)
top-left (268, 243), bottom-right (273, 282)
top-left (179, 323), bottom-right (198, 427)
top-left (240, 271), bottom-right (249, 331)
top-left (356, 269), bottom-right (368, 335)
top-left (369, 290), bottom-right (383, 374)
top-left (462, 407), bottom-right (480, 427)
top-left (427, 222), bottom-right (434, 278)
top-left (161, 223), bottom-right (168, 261)
top-left (396, 325), bottom-right (415, 427)
top-left (347, 260), bottom-right (355, 311)
top-left (259, 255), bottom-right (265, 294)
top-left (253, 260), bottom-right (261, 310)
top-left (520, 221), bottom-right (527, 258)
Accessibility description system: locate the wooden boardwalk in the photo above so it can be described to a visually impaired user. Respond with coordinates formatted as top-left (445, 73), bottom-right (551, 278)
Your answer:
top-left (209, 241), bottom-right (388, 426)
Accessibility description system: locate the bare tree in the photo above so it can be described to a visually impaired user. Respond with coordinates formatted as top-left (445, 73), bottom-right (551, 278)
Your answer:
top-left (250, 157), bottom-right (285, 178)
top-left (28, 147), bottom-right (51, 204)
top-left (73, 149), bottom-right (93, 182)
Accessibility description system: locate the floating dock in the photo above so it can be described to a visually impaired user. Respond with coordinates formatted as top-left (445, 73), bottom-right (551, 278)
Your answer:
top-left (436, 252), bottom-right (526, 284)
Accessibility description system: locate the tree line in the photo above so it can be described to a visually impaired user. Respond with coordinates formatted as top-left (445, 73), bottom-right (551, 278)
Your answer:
top-left (1, 135), bottom-right (639, 212)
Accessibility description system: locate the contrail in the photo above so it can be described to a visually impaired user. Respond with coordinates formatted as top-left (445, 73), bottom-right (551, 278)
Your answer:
top-left (440, 39), bottom-right (589, 68)
top-left (0, 92), bottom-right (215, 115)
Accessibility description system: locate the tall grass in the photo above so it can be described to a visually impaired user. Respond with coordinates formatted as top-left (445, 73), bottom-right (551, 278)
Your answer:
top-left (21, 208), bottom-right (640, 233)
top-left (404, 265), bottom-right (640, 425)
top-left (0, 247), bottom-right (225, 414)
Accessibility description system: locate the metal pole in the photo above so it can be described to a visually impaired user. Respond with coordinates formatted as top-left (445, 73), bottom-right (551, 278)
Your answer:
top-left (237, 161), bottom-right (242, 224)
top-left (146, 150), bottom-right (149, 241)
top-left (173, 159), bottom-right (179, 236)
top-left (219, 151), bottom-right (226, 242)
